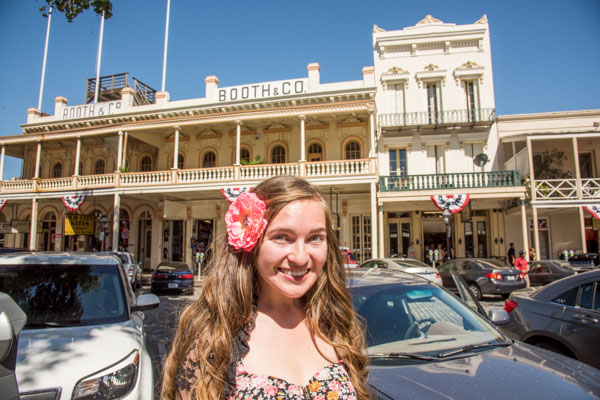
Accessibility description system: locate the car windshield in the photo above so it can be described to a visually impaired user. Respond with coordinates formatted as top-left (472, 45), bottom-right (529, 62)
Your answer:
top-left (0, 264), bottom-right (128, 329)
top-left (157, 263), bottom-right (189, 272)
top-left (478, 259), bottom-right (509, 269)
top-left (352, 283), bottom-right (504, 356)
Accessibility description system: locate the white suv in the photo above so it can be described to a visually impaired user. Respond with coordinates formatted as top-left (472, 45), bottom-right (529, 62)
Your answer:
top-left (0, 252), bottom-right (159, 399)
top-left (102, 251), bottom-right (142, 289)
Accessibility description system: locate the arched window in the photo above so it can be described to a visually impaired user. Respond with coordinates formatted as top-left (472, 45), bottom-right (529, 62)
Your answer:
top-left (307, 142), bottom-right (323, 162)
top-left (240, 148), bottom-right (250, 164)
top-left (271, 145), bottom-right (286, 164)
top-left (95, 159), bottom-right (105, 174)
top-left (203, 151), bottom-right (216, 168)
top-left (344, 140), bottom-right (361, 160)
top-left (52, 162), bottom-right (62, 178)
top-left (141, 156), bottom-right (152, 172)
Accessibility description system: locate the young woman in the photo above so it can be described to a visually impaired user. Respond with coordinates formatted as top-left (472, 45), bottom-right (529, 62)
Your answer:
top-left (162, 176), bottom-right (369, 399)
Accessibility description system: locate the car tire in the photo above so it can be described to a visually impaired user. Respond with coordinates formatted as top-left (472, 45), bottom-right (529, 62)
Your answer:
top-left (535, 340), bottom-right (574, 359)
top-left (469, 283), bottom-right (482, 300)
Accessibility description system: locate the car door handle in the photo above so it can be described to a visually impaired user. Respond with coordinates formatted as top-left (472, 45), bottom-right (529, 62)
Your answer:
top-left (572, 313), bottom-right (599, 324)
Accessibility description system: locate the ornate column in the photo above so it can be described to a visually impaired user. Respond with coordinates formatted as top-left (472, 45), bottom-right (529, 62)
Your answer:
top-left (0, 145), bottom-right (5, 180)
top-left (112, 193), bottom-right (120, 251)
top-left (235, 121), bottom-right (242, 166)
top-left (74, 137), bottom-right (81, 175)
top-left (116, 131), bottom-right (124, 172)
top-left (30, 199), bottom-right (39, 251)
top-left (173, 126), bottom-right (180, 169)
top-left (370, 182), bottom-right (378, 259)
top-left (34, 141), bottom-right (42, 178)
top-left (299, 115), bottom-right (306, 162)
top-left (369, 110), bottom-right (376, 158)
top-left (122, 131), bottom-right (128, 169)
top-left (579, 206), bottom-right (587, 253)
top-left (520, 199), bottom-right (530, 261)
top-left (532, 206), bottom-right (539, 258)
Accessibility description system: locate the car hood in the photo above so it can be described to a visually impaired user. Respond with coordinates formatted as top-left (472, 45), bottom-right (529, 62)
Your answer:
top-left (16, 318), bottom-right (143, 395)
top-left (368, 341), bottom-right (600, 399)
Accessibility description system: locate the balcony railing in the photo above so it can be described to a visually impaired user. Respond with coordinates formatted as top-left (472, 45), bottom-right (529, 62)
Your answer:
top-left (534, 178), bottom-right (600, 200)
top-left (380, 170), bottom-right (521, 192)
top-left (378, 108), bottom-right (496, 128)
top-left (0, 158), bottom-right (376, 194)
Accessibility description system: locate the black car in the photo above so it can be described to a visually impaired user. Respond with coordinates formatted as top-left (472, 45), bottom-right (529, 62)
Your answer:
top-left (438, 258), bottom-right (526, 300)
top-left (348, 268), bottom-right (600, 399)
top-left (568, 253), bottom-right (599, 271)
top-left (151, 261), bottom-right (195, 295)
top-left (528, 260), bottom-right (575, 286)
top-left (501, 269), bottom-right (600, 370)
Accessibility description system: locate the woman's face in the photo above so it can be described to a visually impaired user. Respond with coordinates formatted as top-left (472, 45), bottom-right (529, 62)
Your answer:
top-left (255, 199), bottom-right (328, 301)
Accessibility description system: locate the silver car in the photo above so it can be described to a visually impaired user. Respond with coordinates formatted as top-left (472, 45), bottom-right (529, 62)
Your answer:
top-left (358, 258), bottom-right (442, 285)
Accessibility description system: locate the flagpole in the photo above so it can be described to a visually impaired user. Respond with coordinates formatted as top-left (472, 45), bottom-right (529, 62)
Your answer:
top-left (94, 11), bottom-right (105, 103)
top-left (161, 0), bottom-right (171, 92)
top-left (38, 5), bottom-right (53, 111)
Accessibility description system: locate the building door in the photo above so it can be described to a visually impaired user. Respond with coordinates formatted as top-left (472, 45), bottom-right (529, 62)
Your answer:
top-left (41, 212), bottom-right (56, 251)
top-left (172, 220), bottom-right (184, 262)
top-left (351, 215), bottom-right (372, 263)
top-left (464, 218), bottom-right (488, 258)
top-left (388, 218), bottom-right (411, 258)
top-left (137, 211), bottom-right (152, 270)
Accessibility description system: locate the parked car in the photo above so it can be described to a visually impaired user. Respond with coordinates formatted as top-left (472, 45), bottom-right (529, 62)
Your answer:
top-left (501, 269), bottom-right (600, 369)
top-left (528, 260), bottom-right (575, 286)
top-left (100, 251), bottom-right (142, 289)
top-left (0, 292), bottom-right (27, 399)
top-left (0, 252), bottom-right (160, 400)
top-left (438, 258), bottom-right (526, 300)
top-left (358, 258), bottom-right (442, 285)
top-left (348, 268), bottom-right (600, 399)
top-left (151, 261), bottom-right (195, 295)
top-left (568, 252), bottom-right (599, 270)
top-left (340, 246), bottom-right (357, 268)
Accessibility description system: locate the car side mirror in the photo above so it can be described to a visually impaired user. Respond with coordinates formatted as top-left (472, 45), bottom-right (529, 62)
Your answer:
top-left (488, 309), bottom-right (510, 325)
top-left (132, 293), bottom-right (160, 312)
top-left (0, 293), bottom-right (27, 399)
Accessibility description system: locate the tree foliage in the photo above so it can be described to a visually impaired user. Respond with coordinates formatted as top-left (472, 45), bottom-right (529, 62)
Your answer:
top-left (40, 0), bottom-right (113, 22)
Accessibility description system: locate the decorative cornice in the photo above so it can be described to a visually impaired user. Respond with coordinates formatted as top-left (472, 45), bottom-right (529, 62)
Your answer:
top-left (423, 64), bottom-right (439, 72)
top-left (417, 15), bottom-right (443, 25)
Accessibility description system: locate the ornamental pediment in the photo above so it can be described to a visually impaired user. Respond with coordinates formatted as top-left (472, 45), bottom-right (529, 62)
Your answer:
top-left (453, 61), bottom-right (485, 84)
top-left (415, 64), bottom-right (447, 87)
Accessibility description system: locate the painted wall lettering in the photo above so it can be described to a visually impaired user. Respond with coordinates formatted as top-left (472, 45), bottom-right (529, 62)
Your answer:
top-left (62, 100), bottom-right (122, 120)
top-left (218, 79), bottom-right (307, 102)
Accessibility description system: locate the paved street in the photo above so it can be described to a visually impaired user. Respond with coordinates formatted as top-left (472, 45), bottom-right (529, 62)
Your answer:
top-left (137, 280), bottom-right (506, 398)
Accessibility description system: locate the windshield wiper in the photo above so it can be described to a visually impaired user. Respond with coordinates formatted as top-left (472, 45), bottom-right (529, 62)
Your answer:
top-left (438, 341), bottom-right (512, 358)
top-left (370, 352), bottom-right (438, 361)
top-left (25, 320), bottom-right (84, 328)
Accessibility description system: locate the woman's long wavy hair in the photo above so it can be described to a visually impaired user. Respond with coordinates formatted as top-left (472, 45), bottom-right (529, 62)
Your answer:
top-left (161, 175), bottom-right (369, 399)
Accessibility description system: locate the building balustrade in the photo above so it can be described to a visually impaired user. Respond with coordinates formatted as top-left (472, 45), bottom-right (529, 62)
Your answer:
top-left (378, 108), bottom-right (496, 128)
top-left (380, 170), bottom-right (520, 192)
top-left (534, 178), bottom-right (600, 200)
top-left (0, 158), bottom-right (376, 194)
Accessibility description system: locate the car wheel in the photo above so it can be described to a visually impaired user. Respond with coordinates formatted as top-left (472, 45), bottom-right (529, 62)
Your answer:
top-left (468, 283), bottom-right (482, 300)
top-left (535, 340), bottom-right (574, 359)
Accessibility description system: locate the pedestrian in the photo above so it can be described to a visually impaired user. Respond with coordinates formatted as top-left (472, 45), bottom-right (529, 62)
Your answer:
top-left (507, 242), bottom-right (516, 266)
top-left (529, 247), bottom-right (537, 262)
top-left (407, 241), bottom-right (416, 259)
top-left (514, 250), bottom-right (530, 288)
top-left (161, 176), bottom-right (369, 399)
top-left (424, 244), bottom-right (430, 265)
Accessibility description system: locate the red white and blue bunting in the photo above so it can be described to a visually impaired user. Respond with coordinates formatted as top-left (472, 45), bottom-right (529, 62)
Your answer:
top-left (0, 199), bottom-right (6, 212)
top-left (431, 194), bottom-right (470, 214)
top-left (221, 187), bottom-right (253, 203)
top-left (62, 194), bottom-right (86, 211)
top-left (583, 204), bottom-right (600, 220)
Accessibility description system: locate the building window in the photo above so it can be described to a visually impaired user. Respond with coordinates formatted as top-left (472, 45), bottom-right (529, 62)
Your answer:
top-left (271, 145), bottom-right (286, 164)
top-left (94, 160), bottom-right (105, 174)
top-left (241, 148), bottom-right (250, 164)
top-left (170, 153), bottom-right (185, 169)
top-left (426, 82), bottom-right (440, 124)
top-left (203, 151), bottom-right (216, 168)
top-left (52, 162), bottom-right (62, 178)
top-left (465, 80), bottom-right (477, 121)
top-left (389, 148), bottom-right (407, 176)
top-left (308, 142), bottom-right (323, 161)
top-left (345, 141), bottom-right (361, 160)
top-left (140, 156), bottom-right (152, 172)
top-left (351, 215), bottom-right (372, 263)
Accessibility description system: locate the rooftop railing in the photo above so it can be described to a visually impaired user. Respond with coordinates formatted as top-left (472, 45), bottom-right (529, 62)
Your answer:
top-left (380, 170), bottom-right (521, 192)
top-left (379, 108), bottom-right (496, 128)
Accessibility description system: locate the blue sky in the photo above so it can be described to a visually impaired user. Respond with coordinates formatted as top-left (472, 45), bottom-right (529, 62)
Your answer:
top-left (0, 0), bottom-right (598, 179)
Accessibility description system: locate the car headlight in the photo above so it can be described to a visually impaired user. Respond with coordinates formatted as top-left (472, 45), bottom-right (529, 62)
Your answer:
top-left (72, 350), bottom-right (139, 400)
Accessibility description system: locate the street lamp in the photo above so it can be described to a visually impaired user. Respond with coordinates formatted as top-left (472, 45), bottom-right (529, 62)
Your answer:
top-left (443, 208), bottom-right (451, 260)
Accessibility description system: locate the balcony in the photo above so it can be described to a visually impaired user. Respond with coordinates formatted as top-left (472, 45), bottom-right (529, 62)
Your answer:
top-left (379, 170), bottom-right (521, 192)
top-left (533, 178), bottom-right (600, 201)
top-left (0, 158), bottom-right (377, 195)
top-left (378, 108), bottom-right (496, 129)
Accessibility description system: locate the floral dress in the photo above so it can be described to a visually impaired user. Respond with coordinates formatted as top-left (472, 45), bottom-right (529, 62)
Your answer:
top-left (230, 359), bottom-right (357, 399)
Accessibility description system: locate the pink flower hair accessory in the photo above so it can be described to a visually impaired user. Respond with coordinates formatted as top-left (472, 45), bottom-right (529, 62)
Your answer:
top-left (225, 192), bottom-right (268, 252)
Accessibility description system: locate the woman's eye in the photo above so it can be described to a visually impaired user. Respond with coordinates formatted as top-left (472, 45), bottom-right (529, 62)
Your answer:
top-left (308, 235), bottom-right (325, 243)
top-left (273, 234), bottom-right (289, 241)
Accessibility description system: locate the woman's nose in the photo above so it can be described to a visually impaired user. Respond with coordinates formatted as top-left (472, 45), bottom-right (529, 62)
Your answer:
top-left (288, 241), bottom-right (309, 266)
